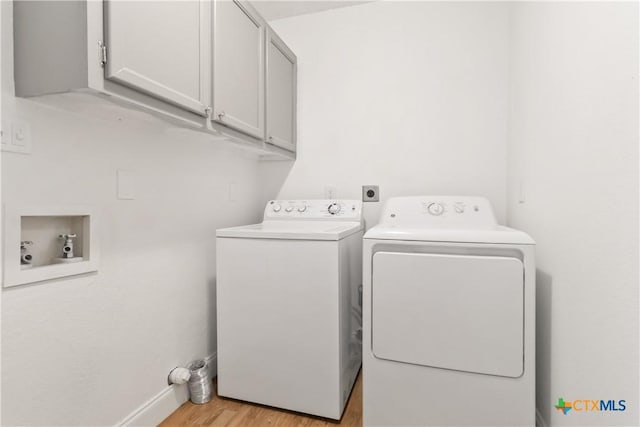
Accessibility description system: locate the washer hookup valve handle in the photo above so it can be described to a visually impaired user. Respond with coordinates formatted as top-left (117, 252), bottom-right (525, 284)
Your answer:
top-left (20, 240), bottom-right (33, 265)
top-left (58, 234), bottom-right (77, 258)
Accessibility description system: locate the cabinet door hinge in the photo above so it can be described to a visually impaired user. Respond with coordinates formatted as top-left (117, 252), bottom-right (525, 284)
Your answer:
top-left (98, 41), bottom-right (107, 67)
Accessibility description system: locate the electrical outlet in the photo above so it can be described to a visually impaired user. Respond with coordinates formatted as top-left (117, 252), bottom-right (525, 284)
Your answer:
top-left (362, 185), bottom-right (379, 202)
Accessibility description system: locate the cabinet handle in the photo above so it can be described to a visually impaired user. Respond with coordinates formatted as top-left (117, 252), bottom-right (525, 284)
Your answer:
top-left (217, 111), bottom-right (225, 119)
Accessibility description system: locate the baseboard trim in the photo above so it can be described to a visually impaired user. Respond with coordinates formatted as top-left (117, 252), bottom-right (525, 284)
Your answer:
top-left (535, 408), bottom-right (547, 427)
top-left (116, 352), bottom-right (217, 426)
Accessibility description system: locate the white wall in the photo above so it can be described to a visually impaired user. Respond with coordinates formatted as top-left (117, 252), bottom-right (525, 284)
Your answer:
top-left (507, 2), bottom-right (639, 426)
top-left (2, 1), bottom-right (638, 425)
top-left (268, 3), bottom-right (640, 426)
top-left (263, 1), bottom-right (510, 227)
top-left (1, 2), bottom-right (267, 425)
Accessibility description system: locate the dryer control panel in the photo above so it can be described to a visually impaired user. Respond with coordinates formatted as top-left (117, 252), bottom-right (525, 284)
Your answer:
top-left (379, 196), bottom-right (497, 228)
top-left (264, 200), bottom-right (362, 221)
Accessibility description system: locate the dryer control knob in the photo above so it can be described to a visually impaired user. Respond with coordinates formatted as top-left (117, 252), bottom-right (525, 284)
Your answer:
top-left (285, 206), bottom-right (293, 212)
top-left (272, 204), bottom-right (282, 212)
top-left (427, 202), bottom-right (444, 216)
top-left (328, 203), bottom-right (341, 215)
top-left (298, 206), bottom-right (307, 212)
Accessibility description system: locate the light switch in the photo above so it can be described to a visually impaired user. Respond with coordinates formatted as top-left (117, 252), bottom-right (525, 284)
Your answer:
top-left (228, 182), bottom-right (237, 202)
top-left (1, 120), bottom-right (32, 154)
top-left (12, 121), bottom-right (30, 147)
top-left (117, 170), bottom-right (136, 200)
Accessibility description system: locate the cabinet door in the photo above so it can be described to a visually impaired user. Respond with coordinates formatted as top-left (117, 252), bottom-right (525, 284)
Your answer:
top-left (212, 0), bottom-right (265, 139)
top-left (103, 1), bottom-right (209, 116)
top-left (266, 28), bottom-right (297, 152)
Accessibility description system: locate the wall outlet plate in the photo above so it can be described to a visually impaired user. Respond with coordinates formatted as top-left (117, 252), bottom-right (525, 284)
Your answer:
top-left (1, 120), bottom-right (32, 154)
top-left (116, 169), bottom-right (136, 200)
top-left (362, 185), bottom-right (379, 202)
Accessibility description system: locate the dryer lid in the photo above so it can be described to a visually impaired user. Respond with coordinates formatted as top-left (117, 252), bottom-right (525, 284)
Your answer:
top-left (364, 196), bottom-right (534, 245)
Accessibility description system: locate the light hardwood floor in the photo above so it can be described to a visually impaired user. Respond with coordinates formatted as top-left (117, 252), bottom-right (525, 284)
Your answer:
top-left (160, 372), bottom-right (362, 426)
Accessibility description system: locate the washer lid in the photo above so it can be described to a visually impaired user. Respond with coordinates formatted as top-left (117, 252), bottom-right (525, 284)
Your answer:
top-left (217, 221), bottom-right (363, 241)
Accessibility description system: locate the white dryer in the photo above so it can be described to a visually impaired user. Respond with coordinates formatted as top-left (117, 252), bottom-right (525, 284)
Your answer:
top-left (363, 196), bottom-right (535, 426)
top-left (216, 200), bottom-right (363, 420)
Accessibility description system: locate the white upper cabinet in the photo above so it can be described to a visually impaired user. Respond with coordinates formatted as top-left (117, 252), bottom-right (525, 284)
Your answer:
top-left (212, 0), bottom-right (265, 139)
top-left (13, 0), bottom-right (296, 157)
top-left (103, 1), bottom-right (210, 116)
top-left (266, 28), bottom-right (297, 152)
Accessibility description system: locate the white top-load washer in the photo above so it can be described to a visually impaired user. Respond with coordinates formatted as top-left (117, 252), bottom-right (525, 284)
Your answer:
top-left (216, 200), bottom-right (363, 420)
top-left (363, 196), bottom-right (535, 426)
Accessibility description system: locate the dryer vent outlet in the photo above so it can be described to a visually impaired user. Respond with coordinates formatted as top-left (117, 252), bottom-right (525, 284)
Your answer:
top-left (362, 185), bottom-right (379, 202)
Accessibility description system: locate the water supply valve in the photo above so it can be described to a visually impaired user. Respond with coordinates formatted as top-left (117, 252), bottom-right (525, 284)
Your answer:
top-left (58, 234), bottom-right (77, 258)
top-left (20, 240), bottom-right (33, 265)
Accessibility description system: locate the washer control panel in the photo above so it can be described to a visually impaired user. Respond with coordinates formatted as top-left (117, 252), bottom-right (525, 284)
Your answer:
top-left (265, 200), bottom-right (362, 221)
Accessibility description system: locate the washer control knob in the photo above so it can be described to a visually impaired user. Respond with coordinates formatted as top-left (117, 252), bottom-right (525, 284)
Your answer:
top-left (272, 204), bottom-right (282, 212)
top-left (454, 203), bottom-right (465, 214)
top-left (285, 206), bottom-right (293, 212)
top-left (298, 206), bottom-right (307, 212)
top-left (427, 202), bottom-right (444, 216)
top-left (328, 203), bottom-right (341, 215)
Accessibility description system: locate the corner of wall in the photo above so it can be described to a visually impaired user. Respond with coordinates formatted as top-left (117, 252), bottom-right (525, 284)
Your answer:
top-left (535, 408), bottom-right (547, 427)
